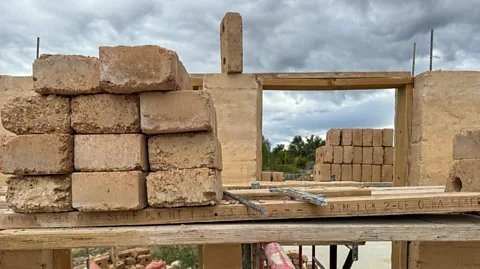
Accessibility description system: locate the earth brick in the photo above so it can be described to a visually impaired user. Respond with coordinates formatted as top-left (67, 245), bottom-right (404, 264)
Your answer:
top-left (445, 159), bottom-right (480, 192)
top-left (353, 147), bottom-right (363, 164)
top-left (343, 146), bottom-right (353, 164)
top-left (71, 94), bottom-right (140, 133)
top-left (1, 95), bottom-right (71, 134)
top-left (319, 163), bottom-right (331, 181)
top-left (2, 134), bottom-right (73, 175)
top-left (221, 12), bottom-right (243, 74)
top-left (341, 128), bottom-right (353, 146)
top-left (362, 129), bottom-right (373, 146)
top-left (140, 91), bottom-right (215, 134)
top-left (371, 165), bottom-right (381, 182)
top-left (72, 171), bottom-right (147, 211)
top-left (381, 165), bottom-right (394, 182)
top-left (320, 146), bottom-right (333, 164)
top-left (453, 129), bottom-right (480, 160)
top-left (331, 164), bottom-right (341, 181)
top-left (6, 175), bottom-right (72, 213)
top-left (100, 45), bottom-right (191, 93)
top-left (341, 164), bottom-right (352, 181)
top-left (326, 129), bottom-right (341, 146)
top-left (333, 146), bottom-right (343, 164)
top-left (383, 128), bottom-right (394, 147)
top-left (74, 134), bottom-right (148, 172)
top-left (262, 171), bottom-right (272, 182)
top-left (148, 132), bottom-right (222, 171)
top-left (373, 129), bottom-right (383, 147)
top-left (361, 164), bottom-right (372, 182)
top-left (33, 54), bottom-right (101, 95)
top-left (147, 168), bottom-right (223, 207)
top-left (352, 129), bottom-right (362, 146)
top-left (373, 147), bottom-right (384, 165)
top-left (384, 147), bottom-right (394, 165)
top-left (362, 147), bottom-right (373, 164)
top-left (352, 164), bottom-right (362, 182)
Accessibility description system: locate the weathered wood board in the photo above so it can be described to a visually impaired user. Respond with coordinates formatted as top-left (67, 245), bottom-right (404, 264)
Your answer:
top-left (1, 192), bottom-right (479, 230)
top-left (227, 187), bottom-right (371, 200)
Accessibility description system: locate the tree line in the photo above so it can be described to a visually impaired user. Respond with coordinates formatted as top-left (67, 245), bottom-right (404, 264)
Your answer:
top-left (262, 134), bottom-right (325, 173)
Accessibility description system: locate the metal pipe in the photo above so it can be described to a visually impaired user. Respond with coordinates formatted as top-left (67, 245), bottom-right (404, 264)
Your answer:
top-left (312, 245), bottom-right (316, 269)
top-left (262, 242), bottom-right (295, 269)
top-left (330, 245), bottom-right (337, 269)
top-left (242, 243), bottom-right (252, 269)
top-left (299, 245), bottom-right (303, 267)
top-left (412, 42), bottom-right (416, 76)
top-left (36, 37), bottom-right (40, 59)
top-left (430, 29), bottom-right (434, 71)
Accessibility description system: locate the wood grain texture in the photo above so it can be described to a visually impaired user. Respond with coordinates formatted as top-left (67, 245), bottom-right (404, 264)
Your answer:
top-left (226, 187), bottom-right (371, 200)
top-left (262, 78), bottom-right (413, 90)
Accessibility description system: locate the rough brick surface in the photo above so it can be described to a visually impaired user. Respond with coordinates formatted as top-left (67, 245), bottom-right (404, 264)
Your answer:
top-left (221, 12), bottom-right (243, 74)
top-left (71, 94), bottom-right (140, 133)
top-left (315, 147), bottom-right (323, 164)
top-left (383, 128), bottom-right (394, 147)
top-left (262, 171), bottom-right (272, 181)
top-left (1, 95), bottom-right (71, 134)
top-left (140, 91), bottom-right (215, 134)
top-left (384, 147), bottom-right (394, 165)
top-left (453, 129), bottom-right (480, 160)
top-left (331, 164), bottom-right (341, 181)
top-left (361, 165), bottom-right (372, 182)
top-left (352, 129), bottom-right (362, 146)
top-left (326, 129), bottom-right (341, 146)
top-left (2, 134), bottom-right (73, 175)
top-left (341, 129), bottom-right (353, 146)
top-left (272, 172), bottom-right (283, 182)
top-left (74, 134), bottom-right (148, 172)
top-left (373, 129), bottom-right (383, 147)
top-left (147, 168), bottom-right (223, 207)
top-left (352, 164), bottom-right (362, 182)
top-left (353, 147), bottom-right (363, 164)
top-left (6, 175), bottom-right (72, 213)
top-left (72, 171), bottom-right (147, 211)
top-left (373, 147), bottom-right (384, 165)
top-left (382, 165), bottom-right (394, 182)
top-left (319, 163), bottom-right (331, 181)
top-left (317, 146), bottom-right (333, 164)
top-left (343, 146), bottom-right (353, 163)
top-left (33, 54), bottom-right (101, 95)
top-left (341, 164), bottom-right (352, 181)
top-left (149, 132), bottom-right (222, 171)
top-left (100, 45), bottom-right (191, 93)
top-left (445, 159), bottom-right (480, 192)
top-left (362, 147), bottom-right (373, 164)
top-left (372, 165), bottom-right (381, 182)
top-left (362, 129), bottom-right (373, 146)
top-left (333, 146), bottom-right (343, 164)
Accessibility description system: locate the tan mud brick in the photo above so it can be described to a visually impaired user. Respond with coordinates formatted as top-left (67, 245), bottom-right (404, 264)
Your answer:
top-left (140, 91), bottom-right (215, 134)
top-left (362, 147), bottom-right (373, 164)
top-left (352, 164), bottom-right (362, 182)
top-left (319, 163), bottom-right (331, 181)
top-left (341, 128), bottom-right (353, 146)
top-left (352, 129), bottom-right (362, 146)
top-left (362, 129), bottom-right (373, 146)
top-left (33, 54), bottom-right (101, 95)
top-left (6, 175), bottom-right (72, 213)
top-left (372, 147), bottom-right (384, 164)
top-left (221, 12), bottom-right (243, 74)
top-left (372, 129), bottom-right (383, 147)
top-left (333, 146), bottom-right (343, 164)
top-left (384, 147), bottom-right (394, 165)
top-left (147, 168), bottom-right (223, 207)
top-left (453, 129), bottom-right (480, 160)
top-left (343, 146), bottom-right (353, 164)
top-left (382, 128), bottom-right (394, 147)
top-left (71, 94), bottom-right (140, 133)
top-left (361, 164), bottom-right (372, 182)
top-left (371, 165), bottom-right (381, 182)
top-left (326, 129), bottom-right (341, 146)
top-left (381, 165), bottom-right (393, 182)
top-left (262, 171), bottom-right (272, 181)
top-left (317, 146), bottom-right (333, 164)
top-left (1, 95), bottom-right (71, 134)
top-left (445, 159), bottom-right (480, 192)
top-left (74, 134), bottom-right (148, 172)
top-left (341, 164), bottom-right (352, 181)
top-left (100, 45), bottom-right (191, 93)
top-left (148, 132), bottom-right (221, 171)
top-left (72, 171), bottom-right (147, 211)
top-left (2, 134), bottom-right (73, 175)
top-left (271, 172), bottom-right (283, 182)
top-left (315, 147), bottom-right (322, 164)
top-left (353, 147), bottom-right (363, 164)
top-left (137, 254), bottom-right (152, 265)
top-left (331, 164), bottom-right (341, 181)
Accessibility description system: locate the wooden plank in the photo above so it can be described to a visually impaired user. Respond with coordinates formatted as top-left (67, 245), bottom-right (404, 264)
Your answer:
top-left (190, 71), bottom-right (412, 80)
top-left (227, 187), bottom-right (371, 200)
top-left (1, 192), bottom-right (479, 230)
top-left (262, 77), bottom-right (413, 90)
top-left (53, 249), bottom-right (72, 269)
top-left (223, 181), bottom-right (363, 190)
top-left (1, 215), bottom-right (480, 249)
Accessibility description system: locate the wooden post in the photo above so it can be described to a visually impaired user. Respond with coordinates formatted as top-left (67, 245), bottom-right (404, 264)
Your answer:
top-left (200, 244), bottom-right (243, 269)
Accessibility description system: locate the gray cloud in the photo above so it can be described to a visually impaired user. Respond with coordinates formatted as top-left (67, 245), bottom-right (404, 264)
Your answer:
top-left (1, 0), bottom-right (479, 145)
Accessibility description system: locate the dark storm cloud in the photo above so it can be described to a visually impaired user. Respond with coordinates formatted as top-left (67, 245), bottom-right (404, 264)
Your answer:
top-left (1, 0), bottom-right (479, 145)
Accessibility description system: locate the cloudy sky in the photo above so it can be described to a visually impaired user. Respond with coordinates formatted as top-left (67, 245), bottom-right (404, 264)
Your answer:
top-left (1, 0), bottom-right (479, 145)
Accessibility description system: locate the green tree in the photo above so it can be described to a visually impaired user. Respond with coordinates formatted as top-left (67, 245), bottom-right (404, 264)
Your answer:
top-left (262, 135), bottom-right (271, 170)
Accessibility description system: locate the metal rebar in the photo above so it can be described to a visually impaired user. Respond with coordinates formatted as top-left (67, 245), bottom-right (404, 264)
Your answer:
top-left (85, 248), bottom-right (90, 269)
top-left (430, 29), bottom-right (433, 71)
top-left (36, 37), bottom-right (40, 59)
top-left (312, 245), bottom-right (316, 269)
top-left (242, 243), bottom-right (252, 269)
top-left (269, 188), bottom-right (327, 206)
top-left (299, 245), bottom-right (303, 267)
top-left (412, 42), bottom-right (416, 76)
top-left (330, 245), bottom-right (337, 269)
top-left (223, 190), bottom-right (267, 214)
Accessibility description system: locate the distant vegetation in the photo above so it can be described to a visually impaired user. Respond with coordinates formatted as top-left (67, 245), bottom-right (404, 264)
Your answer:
top-left (262, 134), bottom-right (325, 173)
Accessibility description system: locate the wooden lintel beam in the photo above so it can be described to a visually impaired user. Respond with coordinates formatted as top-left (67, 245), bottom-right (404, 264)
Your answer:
top-left (1, 215), bottom-right (480, 249)
top-left (261, 77), bottom-right (414, 90)
top-left (1, 192), bottom-right (479, 230)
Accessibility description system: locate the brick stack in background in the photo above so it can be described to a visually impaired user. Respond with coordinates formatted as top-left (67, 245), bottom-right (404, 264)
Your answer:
top-left (2, 45), bottom-right (223, 213)
top-left (314, 128), bottom-right (394, 182)
top-left (261, 171), bottom-right (284, 182)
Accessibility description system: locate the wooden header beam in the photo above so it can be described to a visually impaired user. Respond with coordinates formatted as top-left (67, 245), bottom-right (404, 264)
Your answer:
top-left (1, 215), bottom-right (479, 250)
